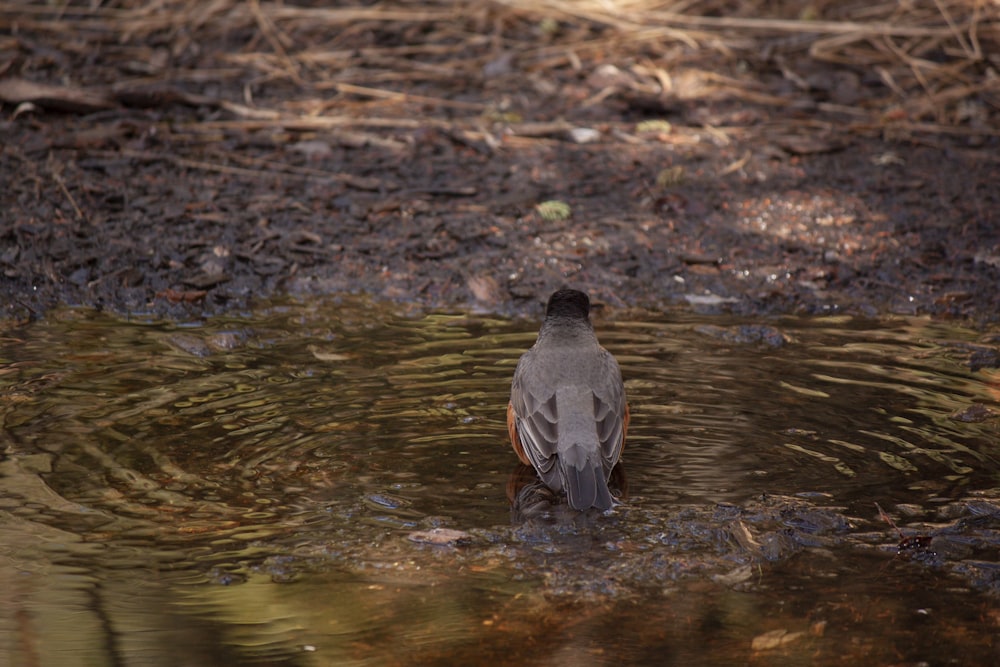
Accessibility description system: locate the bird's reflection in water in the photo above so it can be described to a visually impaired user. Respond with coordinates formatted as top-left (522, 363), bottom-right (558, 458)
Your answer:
top-left (506, 463), bottom-right (628, 522)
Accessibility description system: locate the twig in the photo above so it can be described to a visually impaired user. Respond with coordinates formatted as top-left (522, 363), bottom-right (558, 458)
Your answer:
top-left (248, 0), bottom-right (305, 86)
top-left (325, 81), bottom-right (486, 111)
top-left (49, 164), bottom-right (86, 223)
top-left (111, 149), bottom-right (387, 190)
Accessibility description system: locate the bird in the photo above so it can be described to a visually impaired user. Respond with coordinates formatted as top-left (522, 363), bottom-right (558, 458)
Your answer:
top-left (507, 288), bottom-right (629, 510)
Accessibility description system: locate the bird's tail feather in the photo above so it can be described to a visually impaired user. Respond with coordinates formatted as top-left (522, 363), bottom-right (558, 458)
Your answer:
top-left (561, 443), bottom-right (613, 510)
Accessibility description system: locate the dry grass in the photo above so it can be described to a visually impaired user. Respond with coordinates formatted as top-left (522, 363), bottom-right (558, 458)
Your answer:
top-left (499, 0), bottom-right (1000, 130)
top-left (1, 0), bottom-right (997, 136)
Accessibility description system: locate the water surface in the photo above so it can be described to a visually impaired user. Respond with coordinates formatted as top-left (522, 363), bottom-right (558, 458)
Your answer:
top-left (2, 298), bottom-right (999, 665)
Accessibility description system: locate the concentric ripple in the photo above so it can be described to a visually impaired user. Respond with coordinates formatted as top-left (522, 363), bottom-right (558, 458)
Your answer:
top-left (1, 300), bottom-right (999, 665)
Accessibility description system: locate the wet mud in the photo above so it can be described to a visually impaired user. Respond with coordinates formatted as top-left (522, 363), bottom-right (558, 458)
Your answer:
top-left (1, 2), bottom-right (999, 324)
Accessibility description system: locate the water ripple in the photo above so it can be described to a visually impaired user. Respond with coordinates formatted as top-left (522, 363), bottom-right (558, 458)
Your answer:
top-left (2, 303), bottom-right (1000, 664)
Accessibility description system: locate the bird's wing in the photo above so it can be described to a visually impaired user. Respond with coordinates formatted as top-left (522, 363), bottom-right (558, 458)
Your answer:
top-left (592, 348), bottom-right (628, 471)
top-left (509, 352), bottom-right (560, 479)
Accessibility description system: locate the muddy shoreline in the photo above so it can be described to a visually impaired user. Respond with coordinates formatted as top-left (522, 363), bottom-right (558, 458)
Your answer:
top-left (2, 2), bottom-right (998, 324)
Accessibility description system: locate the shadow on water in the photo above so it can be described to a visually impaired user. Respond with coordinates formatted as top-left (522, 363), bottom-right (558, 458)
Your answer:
top-left (2, 296), bottom-right (1000, 665)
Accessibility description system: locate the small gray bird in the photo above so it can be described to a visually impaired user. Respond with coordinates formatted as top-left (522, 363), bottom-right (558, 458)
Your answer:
top-left (507, 288), bottom-right (629, 510)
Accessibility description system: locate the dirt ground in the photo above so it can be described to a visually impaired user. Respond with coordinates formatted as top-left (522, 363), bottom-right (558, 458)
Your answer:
top-left (1, 1), bottom-right (999, 324)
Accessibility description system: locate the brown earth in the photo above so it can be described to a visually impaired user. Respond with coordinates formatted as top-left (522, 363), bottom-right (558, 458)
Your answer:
top-left (1, 1), bottom-right (999, 323)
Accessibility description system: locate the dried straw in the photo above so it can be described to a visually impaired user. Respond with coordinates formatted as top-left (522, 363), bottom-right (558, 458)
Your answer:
top-left (0, 0), bottom-right (996, 135)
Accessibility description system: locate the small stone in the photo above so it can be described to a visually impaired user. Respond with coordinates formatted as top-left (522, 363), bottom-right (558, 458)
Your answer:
top-left (407, 527), bottom-right (472, 546)
top-left (568, 127), bottom-right (601, 144)
top-left (950, 404), bottom-right (998, 423)
top-left (751, 629), bottom-right (805, 651)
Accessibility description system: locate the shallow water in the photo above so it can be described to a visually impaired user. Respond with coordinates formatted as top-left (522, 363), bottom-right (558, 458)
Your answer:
top-left (2, 297), bottom-right (999, 666)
